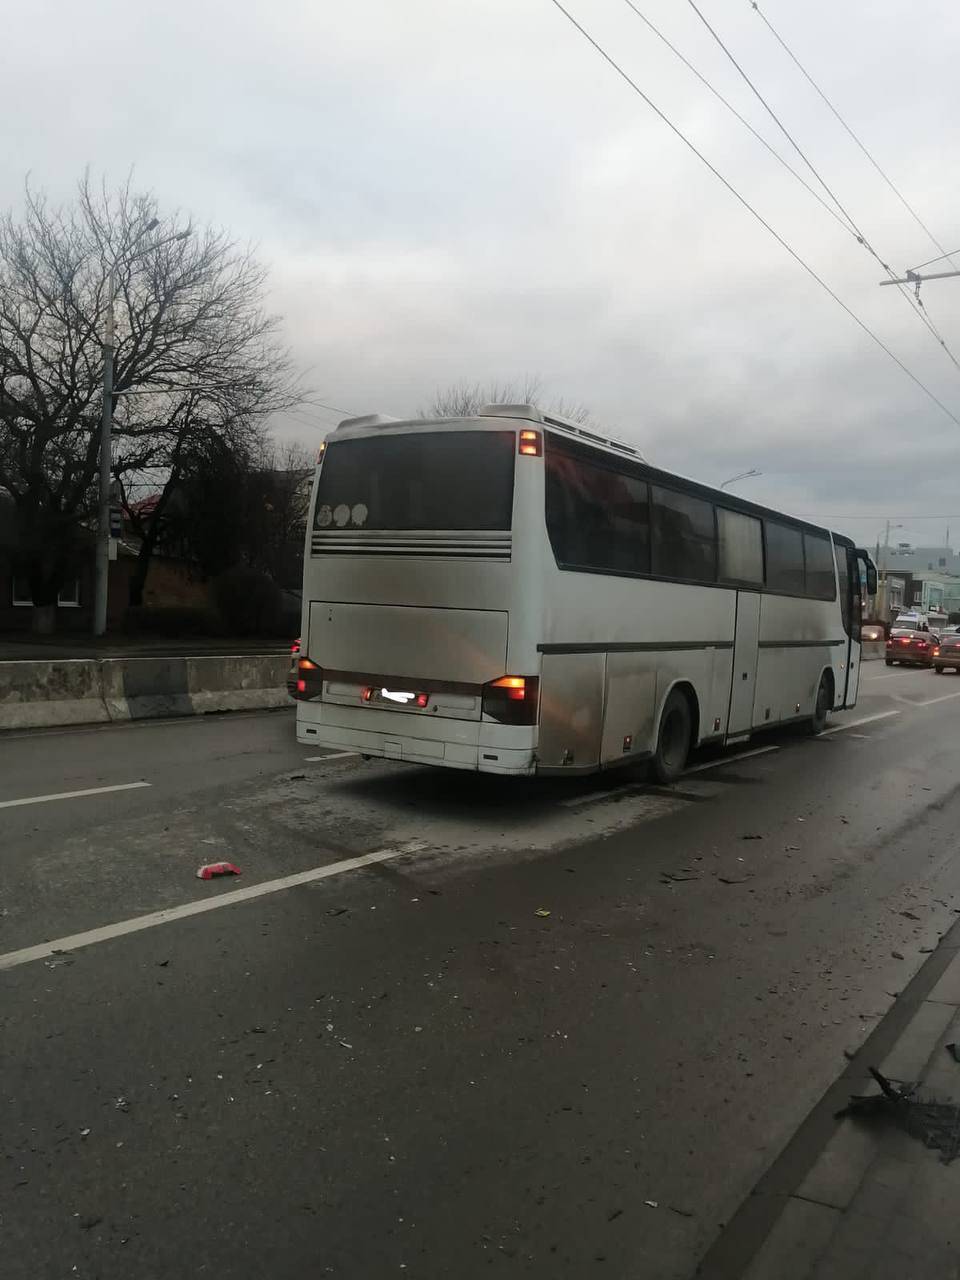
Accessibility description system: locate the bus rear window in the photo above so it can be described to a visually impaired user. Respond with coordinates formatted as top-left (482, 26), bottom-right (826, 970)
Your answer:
top-left (314, 431), bottom-right (515, 531)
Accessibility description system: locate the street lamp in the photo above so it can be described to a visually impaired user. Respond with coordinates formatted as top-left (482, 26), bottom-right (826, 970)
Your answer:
top-left (874, 522), bottom-right (904, 569)
top-left (93, 222), bottom-right (190, 636)
top-left (720, 468), bottom-right (762, 490)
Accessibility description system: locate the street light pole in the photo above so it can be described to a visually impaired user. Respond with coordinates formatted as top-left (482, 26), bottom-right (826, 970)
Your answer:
top-left (92, 221), bottom-right (188, 636)
top-left (93, 266), bottom-right (116, 636)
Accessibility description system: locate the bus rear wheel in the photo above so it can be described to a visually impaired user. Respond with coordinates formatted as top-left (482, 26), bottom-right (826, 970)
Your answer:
top-left (652, 689), bottom-right (692, 784)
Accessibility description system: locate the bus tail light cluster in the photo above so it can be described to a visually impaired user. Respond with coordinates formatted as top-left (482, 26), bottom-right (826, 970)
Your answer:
top-left (518, 429), bottom-right (542, 457)
top-left (295, 658), bottom-right (323, 700)
top-left (481, 676), bottom-right (540, 725)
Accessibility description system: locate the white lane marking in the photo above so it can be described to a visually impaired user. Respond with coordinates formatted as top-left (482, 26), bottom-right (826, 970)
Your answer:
top-left (0, 841), bottom-right (425, 973)
top-left (0, 781), bottom-right (151, 811)
top-left (303, 751), bottom-right (359, 762)
top-left (820, 710), bottom-right (901, 737)
top-left (912, 691), bottom-right (960, 708)
top-left (684, 745), bottom-right (780, 774)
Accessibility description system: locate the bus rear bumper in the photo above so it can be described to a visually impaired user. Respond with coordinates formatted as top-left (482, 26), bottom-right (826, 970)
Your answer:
top-left (296, 707), bottom-right (536, 776)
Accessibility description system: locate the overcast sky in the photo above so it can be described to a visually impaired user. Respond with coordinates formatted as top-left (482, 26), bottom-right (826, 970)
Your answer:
top-left (5, 0), bottom-right (960, 549)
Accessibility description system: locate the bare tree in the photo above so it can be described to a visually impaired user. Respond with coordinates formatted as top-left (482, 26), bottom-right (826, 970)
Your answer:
top-left (421, 376), bottom-right (593, 424)
top-left (0, 173), bottom-right (299, 631)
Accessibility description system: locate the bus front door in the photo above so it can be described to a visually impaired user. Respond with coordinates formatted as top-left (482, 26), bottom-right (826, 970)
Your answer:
top-left (727, 591), bottom-right (761, 736)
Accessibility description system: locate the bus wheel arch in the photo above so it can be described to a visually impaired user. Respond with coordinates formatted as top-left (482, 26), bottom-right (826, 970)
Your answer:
top-left (652, 682), bottom-right (698, 784)
top-left (809, 668), bottom-right (834, 735)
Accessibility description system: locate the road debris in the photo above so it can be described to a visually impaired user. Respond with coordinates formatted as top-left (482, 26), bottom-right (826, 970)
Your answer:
top-left (644, 1199), bottom-right (659, 1209)
top-left (837, 1066), bottom-right (960, 1163)
top-left (339, 1040), bottom-right (353, 1049)
top-left (718, 875), bottom-right (751, 885)
top-left (741, 834), bottom-right (763, 840)
top-left (660, 871), bottom-right (700, 883)
top-left (196, 862), bottom-right (242, 880)
top-left (891, 950), bottom-right (905, 960)
top-left (534, 908), bottom-right (551, 917)
top-left (900, 910), bottom-right (921, 921)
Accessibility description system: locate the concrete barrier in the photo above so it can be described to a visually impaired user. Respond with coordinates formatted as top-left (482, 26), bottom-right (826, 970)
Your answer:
top-left (0, 659), bottom-right (111, 730)
top-left (0, 654), bottom-right (290, 732)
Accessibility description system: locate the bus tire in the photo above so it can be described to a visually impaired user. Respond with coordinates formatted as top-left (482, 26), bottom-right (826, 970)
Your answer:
top-left (652, 689), bottom-right (693, 784)
top-left (809, 672), bottom-right (832, 735)
top-left (884, 659), bottom-right (893, 666)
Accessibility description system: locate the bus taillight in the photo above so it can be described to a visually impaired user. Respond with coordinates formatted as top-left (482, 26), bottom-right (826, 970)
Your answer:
top-left (518, 430), bottom-right (542, 457)
top-left (295, 658), bottom-right (323, 701)
top-left (482, 676), bottom-right (539, 724)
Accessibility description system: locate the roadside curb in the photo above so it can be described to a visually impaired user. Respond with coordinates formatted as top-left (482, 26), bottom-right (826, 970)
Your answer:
top-left (695, 912), bottom-right (960, 1278)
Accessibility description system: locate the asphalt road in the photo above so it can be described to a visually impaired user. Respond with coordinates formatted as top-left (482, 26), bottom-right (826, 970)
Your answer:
top-left (3, 665), bottom-right (960, 1279)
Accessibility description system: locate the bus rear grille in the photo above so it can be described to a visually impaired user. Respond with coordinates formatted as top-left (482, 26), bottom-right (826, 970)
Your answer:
top-left (311, 532), bottom-right (512, 560)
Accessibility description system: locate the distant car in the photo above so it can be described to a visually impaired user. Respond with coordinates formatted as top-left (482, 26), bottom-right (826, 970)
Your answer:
top-left (287, 638), bottom-right (301, 697)
top-left (886, 627), bottom-right (936, 667)
top-left (862, 622), bottom-right (885, 642)
top-left (934, 633), bottom-right (960, 673)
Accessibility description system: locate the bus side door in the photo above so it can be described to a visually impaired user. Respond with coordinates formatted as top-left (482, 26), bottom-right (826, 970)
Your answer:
top-left (840, 546), bottom-right (863, 707)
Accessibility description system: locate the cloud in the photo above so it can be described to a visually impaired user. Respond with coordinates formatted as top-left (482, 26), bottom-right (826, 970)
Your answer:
top-left (3, 0), bottom-right (960, 547)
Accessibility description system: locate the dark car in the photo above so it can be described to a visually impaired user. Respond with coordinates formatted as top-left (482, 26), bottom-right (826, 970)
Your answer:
top-left (885, 627), bottom-right (937, 667)
top-left (934, 633), bottom-right (960, 673)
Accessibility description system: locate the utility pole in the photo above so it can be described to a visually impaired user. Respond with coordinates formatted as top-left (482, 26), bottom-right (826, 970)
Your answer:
top-left (879, 267), bottom-right (960, 288)
top-left (93, 265), bottom-right (116, 636)
top-left (879, 248), bottom-right (960, 293)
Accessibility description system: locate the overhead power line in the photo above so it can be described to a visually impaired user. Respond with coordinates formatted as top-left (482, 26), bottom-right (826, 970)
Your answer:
top-left (912, 249), bottom-right (960, 273)
top-left (747, 0), bottom-right (960, 274)
top-left (619, 0), bottom-right (852, 239)
top-left (679, 0), bottom-right (960, 375)
top-left (546, 0), bottom-right (960, 430)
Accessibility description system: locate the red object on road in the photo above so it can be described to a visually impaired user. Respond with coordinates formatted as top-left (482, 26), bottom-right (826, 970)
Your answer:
top-left (196, 862), bottom-right (242, 880)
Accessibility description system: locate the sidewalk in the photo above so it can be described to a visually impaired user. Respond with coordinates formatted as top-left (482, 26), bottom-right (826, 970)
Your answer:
top-left (738, 945), bottom-right (960, 1279)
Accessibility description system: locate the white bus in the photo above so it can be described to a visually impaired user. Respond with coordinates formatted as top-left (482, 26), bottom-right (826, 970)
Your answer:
top-left (295, 404), bottom-right (876, 781)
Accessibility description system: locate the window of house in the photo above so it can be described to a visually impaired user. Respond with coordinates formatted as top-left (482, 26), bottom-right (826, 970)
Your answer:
top-left (803, 532), bottom-right (837, 600)
top-left (764, 522), bottom-right (805, 594)
top-left (12, 576), bottom-right (81, 607)
top-left (650, 486), bottom-right (716, 583)
top-left (545, 441), bottom-right (650, 575)
top-left (718, 508), bottom-right (763, 585)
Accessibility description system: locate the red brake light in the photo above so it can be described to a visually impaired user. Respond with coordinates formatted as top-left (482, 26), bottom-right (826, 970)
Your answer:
top-left (294, 657), bottom-right (322, 701)
top-left (518, 429), bottom-right (542, 457)
top-left (491, 675), bottom-right (527, 701)
top-left (291, 638), bottom-right (301, 654)
top-left (415, 693), bottom-right (429, 708)
top-left (362, 687), bottom-right (374, 702)
top-left (482, 676), bottom-right (539, 724)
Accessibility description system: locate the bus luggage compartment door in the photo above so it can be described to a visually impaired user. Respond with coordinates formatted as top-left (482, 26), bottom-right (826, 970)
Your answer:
top-left (537, 653), bottom-right (604, 771)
